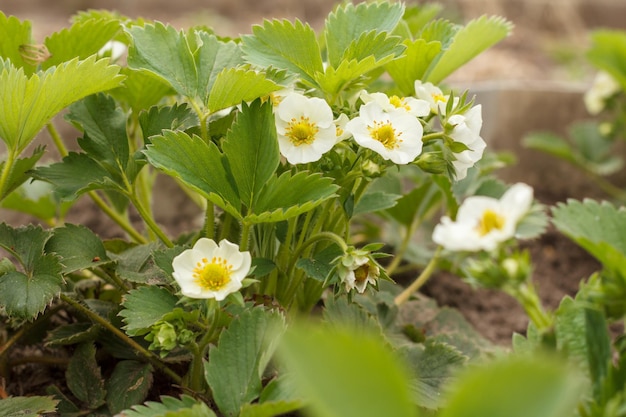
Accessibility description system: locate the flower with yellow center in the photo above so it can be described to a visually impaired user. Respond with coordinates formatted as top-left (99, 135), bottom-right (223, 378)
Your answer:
top-left (345, 101), bottom-right (424, 164)
top-left (432, 183), bottom-right (534, 252)
top-left (275, 92), bottom-right (337, 164)
top-left (414, 80), bottom-right (458, 115)
top-left (172, 238), bottom-right (251, 300)
top-left (337, 251), bottom-right (380, 293)
top-left (359, 91), bottom-right (430, 117)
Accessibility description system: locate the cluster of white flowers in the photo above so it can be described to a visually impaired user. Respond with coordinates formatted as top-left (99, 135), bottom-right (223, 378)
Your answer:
top-left (273, 81), bottom-right (486, 179)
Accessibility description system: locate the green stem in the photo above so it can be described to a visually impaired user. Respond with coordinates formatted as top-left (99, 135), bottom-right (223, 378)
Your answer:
top-left (47, 122), bottom-right (68, 157)
top-left (394, 247), bottom-right (442, 306)
top-left (509, 282), bottom-right (552, 332)
top-left (204, 200), bottom-right (215, 240)
top-left (89, 191), bottom-right (147, 244)
top-left (240, 222), bottom-right (252, 251)
top-left (421, 132), bottom-right (446, 143)
top-left (130, 194), bottom-right (173, 248)
top-left (0, 148), bottom-right (18, 203)
top-left (387, 218), bottom-right (421, 276)
top-left (60, 294), bottom-right (182, 384)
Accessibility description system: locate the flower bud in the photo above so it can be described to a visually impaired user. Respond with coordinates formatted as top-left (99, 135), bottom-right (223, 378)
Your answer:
top-left (415, 151), bottom-right (447, 174)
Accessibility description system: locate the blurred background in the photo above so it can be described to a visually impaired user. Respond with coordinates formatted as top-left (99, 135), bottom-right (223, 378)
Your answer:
top-left (3, 0), bottom-right (626, 84)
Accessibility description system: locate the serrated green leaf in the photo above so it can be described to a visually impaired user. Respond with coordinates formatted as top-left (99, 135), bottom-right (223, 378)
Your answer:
top-left (205, 307), bottom-right (286, 417)
top-left (67, 93), bottom-right (130, 174)
top-left (401, 4), bottom-right (444, 37)
top-left (0, 396), bottom-right (58, 417)
top-left (0, 56), bottom-right (124, 153)
top-left (222, 100), bottom-right (279, 209)
top-left (31, 152), bottom-right (118, 200)
top-left (139, 103), bottom-right (195, 141)
top-left (111, 68), bottom-right (175, 112)
top-left (343, 30), bottom-right (405, 67)
top-left (112, 242), bottom-right (171, 285)
top-left (242, 19), bottom-right (323, 86)
top-left (552, 199), bottom-right (626, 273)
top-left (42, 18), bottom-right (122, 69)
top-left (119, 286), bottom-right (179, 336)
top-left (439, 356), bottom-right (582, 417)
top-left (144, 130), bottom-right (241, 218)
top-left (45, 322), bottom-right (99, 346)
top-left (151, 246), bottom-right (186, 276)
top-left (246, 171), bottom-right (338, 223)
top-left (296, 244), bottom-right (343, 282)
top-left (0, 12), bottom-right (35, 74)
top-left (118, 395), bottom-right (215, 417)
top-left (207, 67), bottom-right (280, 113)
top-left (418, 19), bottom-right (458, 46)
top-left (425, 15), bottom-right (512, 84)
top-left (354, 191), bottom-right (401, 216)
top-left (45, 224), bottom-right (111, 273)
top-left (399, 340), bottom-right (466, 409)
top-left (106, 360), bottom-right (153, 415)
top-left (278, 322), bottom-right (417, 417)
top-left (324, 2), bottom-right (405, 68)
top-left (587, 30), bottom-right (626, 90)
top-left (323, 297), bottom-right (384, 336)
top-left (66, 343), bottom-right (106, 409)
top-left (0, 146), bottom-right (44, 201)
top-left (385, 38), bottom-right (442, 95)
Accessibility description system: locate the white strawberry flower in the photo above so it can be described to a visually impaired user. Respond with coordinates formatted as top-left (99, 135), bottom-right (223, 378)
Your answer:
top-left (275, 92), bottom-right (338, 164)
top-left (584, 71), bottom-right (621, 115)
top-left (360, 91), bottom-right (430, 117)
top-left (447, 105), bottom-right (487, 180)
top-left (337, 252), bottom-right (380, 293)
top-left (172, 238), bottom-right (251, 300)
top-left (345, 101), bottom-right (424, 164)
top-left (98, 40), bottom-right (127, 61)
top-left (414, 80), bottom-right (458, 115)
top-left (432, 183), bottom-right (534, 252)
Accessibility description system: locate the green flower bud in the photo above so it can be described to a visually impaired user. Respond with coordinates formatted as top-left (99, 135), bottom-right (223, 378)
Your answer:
top-left (415, 151), bottom-right (447, 174)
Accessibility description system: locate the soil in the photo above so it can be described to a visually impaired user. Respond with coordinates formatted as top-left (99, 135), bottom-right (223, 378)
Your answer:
top-left (0, 0), bottom-right (624, 403)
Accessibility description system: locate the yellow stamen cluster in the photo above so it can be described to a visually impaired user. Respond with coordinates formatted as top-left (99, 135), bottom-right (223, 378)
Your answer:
top-left (432, 92), bottom-right (447, 103)
top-left (476, 210), bottom-right (505, 236)
top-left (389, 95), bottom-right (411, 112)
top-left (193, 257), bottom-right (232, 291)
top-left (368, 121), bottom-right (401, 150)
top-left (286, 116), bottom-right (319, 146)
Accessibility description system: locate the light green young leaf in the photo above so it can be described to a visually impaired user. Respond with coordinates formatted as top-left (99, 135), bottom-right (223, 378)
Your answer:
top-left (324, 2), bottom-right (405, 68)
top-left (144, 130), bottom-right (241, 218)
top-left (0, 12), bottom-right (35, 74)
top-left (552, 199), bottom-right (626, 273)
top-left (425, 15), bottom-right (512, 84)
top-left (0, 396), bottom-right (58, 417)
top-left (106, 360), bottom-right (154, 415)
top-left (205, 307), bottom-right (286, 417)
top-left (241, 19), bottom-right (323, 86)
top-left (221, 100), bottom-right (279, 210)
top-left (45, 224), bottom-right (111, 273)
top-left (42, 18), bottom-right (122, 69)
top-left (385, 39), bottom-right (442, 95)
top-left (117, 395), bottom-right (216, 417)
top-left (418, 19), bottom-right (458, 46)
top-left (66, 343), bottom-right (106, 409)
top-left (119, 286), bottom-right (179, 336)
top-left (246, 171), bottom-right (338, 223)
top-left (438, 356), bottom-right (582, 417)
top-left (398, 340), bottom-right (466, 409)
top-left (278, 322), bottom-right (417, 417)
top-left (400, 3), bottom-right (444, 38)
top-left (239, 400), bottom-right (302, 417)
top-left (587, 30), bottom-right (626, 89)
top-left (0, 146), bottom-right (44, 201)
top-left (208, 67), bottom-right (279, 113)
top-left (0, 56), bottom-right (124, 153)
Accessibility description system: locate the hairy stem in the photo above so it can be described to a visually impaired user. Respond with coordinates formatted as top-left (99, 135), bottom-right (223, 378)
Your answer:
top-left (394, 247), bottom-right (442, 306)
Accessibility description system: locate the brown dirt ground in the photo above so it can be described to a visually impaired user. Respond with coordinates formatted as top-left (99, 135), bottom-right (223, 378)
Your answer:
top-left (1, 0), bottom-right (626, 362)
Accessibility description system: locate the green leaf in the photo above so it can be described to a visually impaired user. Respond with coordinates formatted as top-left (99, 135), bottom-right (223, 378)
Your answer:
top-left (401, 4), bottom-right (444, 37)
top-left (587, 30), bottom-right (626, 89)
top-left (66, 343), bottom-right (106, 409)
top-left (552, 199), bottom-right (626, 274)
top-left (138, 103), bottom-right (196, 142)
top-left (222, 100), bottom-right (279, 210)
top-left (353, 191), bottom-right (401, 216)
top-left (110, 68), bottom-right (175, 113)
top-left (322, 297), bottom-right (384, 336)
top-left (42, 18), bottom-right (122, 69)
top-left (385, 39), bottom-right (442, 95)
top-left (67, 93), bottom-right (130, 174)
top-left (0, 56), bottom-right (124, 153)
top-left (117, 395), bottom-right (216, 417)
top-left (385, 180), bottom-right (441, 227)
top-left (242, 19), bottom-right (323, 86)
top-left (342, 30), bottom-right (405, 67)
top-left (45, 224), bottom-right (111, 273)
top-left (296, 244), bottom-right (343, 282)
top-left (0, 12), bottom-right (35, 73)
top-left (438, 356), bottom-right (582, 417)
top-left (324, 2), bottom-right (405, 68)
top-left (205, 307), bottom-right (286, 417)
top-left (0, 224), bottom-right (63, 319)
top-left (112, 242), bottom-right (171, 285)
top-left (207, 67), bottom-right (280, 113)
top-left (418, 19), bottom-right (458, 46)
top-left (119, 286), bottom-right (179, 336)
top-left (0, 146), bottom-right (44, 201)
top-left (0, 396), bottom-right (58, 417)
top-left (144, 130), bottom-right (241, 218)
top-left (45, 322), bottom-right (99, 346)
top-left (523, 132), bottom-right (577, 164)
top-left (398, 340), bottom-right (466, 409)
top-left (106, 360), bottom-right (153, 415)
top-left (425, 15), bottom-right (512, 84)
top-left (278, 322), bottom-right (417, 417)
top-left (246, 171), bottom-right (338, 223)
top-left (239, 400), bottom-right (302, 417)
